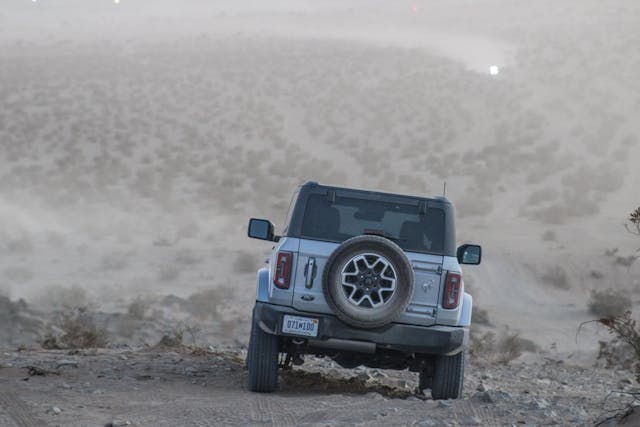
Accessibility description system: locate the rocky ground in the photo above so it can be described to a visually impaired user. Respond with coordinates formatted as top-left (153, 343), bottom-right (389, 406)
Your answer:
top-left (0, 346), bottom-right (637, 427)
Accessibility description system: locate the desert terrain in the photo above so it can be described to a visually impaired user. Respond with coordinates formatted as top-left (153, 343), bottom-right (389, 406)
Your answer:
top-left (1, 0), bottom-right (639, 425)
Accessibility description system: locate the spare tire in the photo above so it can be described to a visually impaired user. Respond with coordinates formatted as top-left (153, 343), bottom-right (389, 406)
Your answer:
top-left (322, 235), bottom-right (414, 329)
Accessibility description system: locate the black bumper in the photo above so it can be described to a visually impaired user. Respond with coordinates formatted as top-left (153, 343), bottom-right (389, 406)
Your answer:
top-left (253, 302), bottom-right (467, 355)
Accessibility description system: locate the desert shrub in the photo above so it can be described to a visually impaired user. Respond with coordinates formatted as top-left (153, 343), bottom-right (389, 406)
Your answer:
top-left (157, 324), bottom-right (200, 347)
top-left (469, 331), bottom-right (496, 360)
top-left (157, 264), bottom-right (181, 281)
top-left (605, 248), bottom-right (619, 257)
top-left (470, 330), bottom-right (537, 364)
top-left (185, 288), bottom-right (225, 319)
top-left (233, 251), bottom-right (260, 274)
top-left (540, 265), bottom-right (571, 290)
top-left (614, 255), bottom-right (638, 268)
top-left (597, 312), bottom-right (640, 383)
top-left (45, 307), bottom-right (109, 349)
top-left (127, 297), bottom-right (148, 320)
top-left (597, 338), bottom-right (636, 371)
top-left (626, 207), bottom-right (640, 236)
top-left (590, 270), bottom-right (604, 279)
top-left (472, 307), bottom-right (492, 326)
top-left (588, 288), bottom-right (631, 317)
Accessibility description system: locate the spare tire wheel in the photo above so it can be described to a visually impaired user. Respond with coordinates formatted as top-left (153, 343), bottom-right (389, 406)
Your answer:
top-left (322, 235), bottom-right (414, 329)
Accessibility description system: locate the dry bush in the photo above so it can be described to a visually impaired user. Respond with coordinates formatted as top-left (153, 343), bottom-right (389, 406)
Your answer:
top-left (597, 312), bottom-right (640, 383)
top-left (614, 255), bottom-right (638, 268)
top-left (469, 331), bottom-right (496, 360)
top-left (233, 251), bottom-right (260, 274)
top-left (44, 307), bottom-right (109, 349)
top-left (127, 297), bottom-right (149, 320)
top-left (588, 288), bottom-right (631, 317)
top-left (185, 288), bottom-right (226, 320)
top-left (470, 330), bottom-right (537, 364)
top-left (540, 265), bottom-right (571, 290)
top-left (626, 207), bottom-right (640, 236)
top-left (597, 338), bottom-right (636, 371)
top-left (157, 264), bottom-right (181, 281)
top-left (472, 307), bottom-right (492, 326)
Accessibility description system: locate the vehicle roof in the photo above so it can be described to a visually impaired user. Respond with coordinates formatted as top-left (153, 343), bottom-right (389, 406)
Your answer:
top-left (300, 181), bottom-right (452, 206)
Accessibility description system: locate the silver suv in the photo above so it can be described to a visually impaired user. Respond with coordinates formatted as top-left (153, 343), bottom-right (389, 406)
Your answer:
top-left (246, 182), bottom-right (481, 399)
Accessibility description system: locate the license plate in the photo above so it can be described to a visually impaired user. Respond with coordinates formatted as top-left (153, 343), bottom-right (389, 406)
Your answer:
top-left (282, 315), bottom-right (319, 337)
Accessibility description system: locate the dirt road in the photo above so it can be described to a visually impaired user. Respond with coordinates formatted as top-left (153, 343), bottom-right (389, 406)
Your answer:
top-left (0, 348), bottom-right (633, 426)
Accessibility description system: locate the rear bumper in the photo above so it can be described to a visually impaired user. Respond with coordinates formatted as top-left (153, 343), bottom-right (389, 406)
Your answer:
top-left (253, 302), bottom-right (468, 355)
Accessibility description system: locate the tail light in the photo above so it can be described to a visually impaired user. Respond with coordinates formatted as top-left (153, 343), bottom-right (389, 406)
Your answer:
top-left (443, 272), bottom-right (462, 309)
top-left (273, 251), bottom-right (293, 289)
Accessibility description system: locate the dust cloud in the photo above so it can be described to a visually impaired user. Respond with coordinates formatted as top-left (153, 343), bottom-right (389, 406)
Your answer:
top-left (0, 0), bottom-right (639, 356)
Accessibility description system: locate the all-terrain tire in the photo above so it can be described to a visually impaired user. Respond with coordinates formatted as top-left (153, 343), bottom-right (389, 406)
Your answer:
top-left (247, 319), bottom-right (279, 392)
top-left (431, 352), bottom-right (465, 400)
top-left (323, 235), bottom-right (414, 329)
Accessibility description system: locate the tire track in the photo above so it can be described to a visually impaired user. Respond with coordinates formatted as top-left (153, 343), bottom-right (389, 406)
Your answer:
top-left (248, 395), bottom-right (298, 427)
top-left (0, 393), bottom-right (48, 427)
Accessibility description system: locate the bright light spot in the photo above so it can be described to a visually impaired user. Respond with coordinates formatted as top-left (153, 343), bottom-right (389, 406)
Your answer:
top-left (412, 4), bottom-right (418, 12)
top-left (32, 0), bottom-right (37, 2)
top-left (114, 0), bottom-right (120, 3)
top-left (489, 65), bottom-right (500, 76)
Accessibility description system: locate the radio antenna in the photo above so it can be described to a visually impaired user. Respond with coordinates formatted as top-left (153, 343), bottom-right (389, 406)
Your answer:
top-left (443, 181), bottom-right (447, 197)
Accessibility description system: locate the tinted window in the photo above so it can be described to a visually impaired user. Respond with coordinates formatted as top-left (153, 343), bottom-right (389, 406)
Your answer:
top-left (301, 194), bottom-right (445, 254)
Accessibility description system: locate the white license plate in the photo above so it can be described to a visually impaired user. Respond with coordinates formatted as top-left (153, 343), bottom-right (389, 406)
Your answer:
top-left (282, 315), bottom-right (319, 337)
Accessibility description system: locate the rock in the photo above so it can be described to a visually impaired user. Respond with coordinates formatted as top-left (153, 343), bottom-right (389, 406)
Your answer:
top-left (47, 406), bottom-right (62, 415)
top-left (108, 421), bottom-right (132, 426)
top-left (529, 398), bottom-right (549, 410)
top-left (476, 383), bottom-right (487, 392)
top-left (356, 372), bottom-right (372, 382)
top-left (396, 380), bottom-right (408, 389)
top-left (56, 360), bottom-right (79, 369)
top-left (371, 369), bottom-right (387, 378)
top-left (462, 415), bottom-right (482, 426)
top-left (417, 419), bottom-right (438, 426)
top-left (60, 383), bottom-right (72, 390)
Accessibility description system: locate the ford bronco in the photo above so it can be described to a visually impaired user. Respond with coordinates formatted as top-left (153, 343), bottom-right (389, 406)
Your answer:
top-left (246, 181), bottom-right (481, 399)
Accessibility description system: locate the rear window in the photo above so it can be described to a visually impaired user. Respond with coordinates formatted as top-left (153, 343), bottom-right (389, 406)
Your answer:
top-left (301, 194), bottom-right (445, 254)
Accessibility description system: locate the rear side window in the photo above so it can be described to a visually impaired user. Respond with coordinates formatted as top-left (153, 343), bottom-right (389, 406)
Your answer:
top-left (301, 194), bottom-right (445, 254)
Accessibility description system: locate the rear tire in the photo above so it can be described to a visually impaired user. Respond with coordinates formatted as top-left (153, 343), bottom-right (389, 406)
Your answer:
top-left (431, 352), bottom-right (465, 400)
top-left (247, 319), bottom-right (279, 392)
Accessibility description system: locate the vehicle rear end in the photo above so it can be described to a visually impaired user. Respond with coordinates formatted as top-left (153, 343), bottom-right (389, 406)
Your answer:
top-left (246, 182), bottom-right (480, 398)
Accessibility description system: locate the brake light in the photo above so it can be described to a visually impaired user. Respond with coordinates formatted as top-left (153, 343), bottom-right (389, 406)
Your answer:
top-left (273, 251), bottom-right (292, 289)
top-left (443, 272), bottom-right (462, 309)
